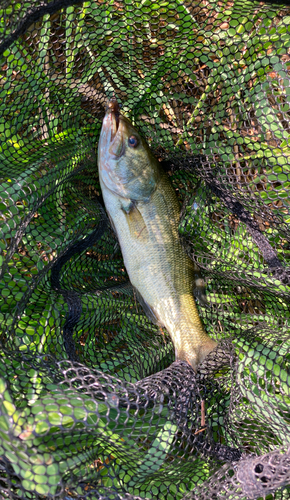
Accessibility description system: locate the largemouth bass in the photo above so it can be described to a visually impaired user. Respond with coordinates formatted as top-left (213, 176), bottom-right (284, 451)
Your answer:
top-left (98, 98), bottom-right (217, 371)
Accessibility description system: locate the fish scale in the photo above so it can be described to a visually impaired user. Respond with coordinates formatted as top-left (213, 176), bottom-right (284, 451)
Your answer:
top-left (98, 98), bottom-right (217, 371)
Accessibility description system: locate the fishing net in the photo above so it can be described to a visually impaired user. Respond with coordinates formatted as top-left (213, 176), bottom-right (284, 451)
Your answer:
top-left (1, 0), bottom-right (290, 498)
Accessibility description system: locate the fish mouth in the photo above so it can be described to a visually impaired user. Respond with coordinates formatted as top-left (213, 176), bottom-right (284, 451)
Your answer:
top-left (101, 97), bottom-right (126, 157)
top-left (103, 96), bottom-right (120, 144)
top-left (107, 96), bottom-right (120, 133)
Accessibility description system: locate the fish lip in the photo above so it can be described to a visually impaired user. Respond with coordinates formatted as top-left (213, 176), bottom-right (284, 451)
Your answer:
top-left (106, 97), bottom-right (120, 136)
top-left (107, 97), bottom-right (120, 122)
top-left (102, 99), bottom-right (126, 157)
top-left (108, 115), bottom-right (125, 157)
top-left (99, 98), bottom-right (127, 159)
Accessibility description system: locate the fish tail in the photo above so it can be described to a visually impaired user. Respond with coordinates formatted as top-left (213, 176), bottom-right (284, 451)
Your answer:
top-left (176, 338), bottom-right (218, 372)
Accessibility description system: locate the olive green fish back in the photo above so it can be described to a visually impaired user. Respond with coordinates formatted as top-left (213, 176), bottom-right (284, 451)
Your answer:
top-left (1, 1), bottom-right (290, 499)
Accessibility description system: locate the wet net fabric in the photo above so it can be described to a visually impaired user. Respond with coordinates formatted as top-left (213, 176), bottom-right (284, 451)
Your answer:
top-left (1, 0), bottom-right (290, 498)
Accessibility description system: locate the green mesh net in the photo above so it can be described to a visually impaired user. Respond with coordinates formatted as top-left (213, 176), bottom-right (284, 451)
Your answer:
top-left (1, 0), bottom-right (290, 498)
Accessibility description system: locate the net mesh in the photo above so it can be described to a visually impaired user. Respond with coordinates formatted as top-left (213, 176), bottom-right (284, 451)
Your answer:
top-left (1, 0), bottom-right (290, 498)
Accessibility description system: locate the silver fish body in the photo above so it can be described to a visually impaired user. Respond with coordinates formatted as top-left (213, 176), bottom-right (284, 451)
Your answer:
top-left (98, 98), bottom-right (217, 371)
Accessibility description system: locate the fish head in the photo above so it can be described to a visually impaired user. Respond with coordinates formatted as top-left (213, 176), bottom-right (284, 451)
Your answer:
top-left (98, 98), bottom-right (161, 201)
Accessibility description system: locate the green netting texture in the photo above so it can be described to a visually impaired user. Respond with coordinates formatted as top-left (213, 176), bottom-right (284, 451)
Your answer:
top-left (1, 0), bottom-right (290, 499)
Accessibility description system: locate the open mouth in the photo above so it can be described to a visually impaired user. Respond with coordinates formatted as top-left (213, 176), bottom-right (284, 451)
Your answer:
top-left (105, 97), bottom-right (125, 157)
top-left (107, 97), bottom-right (120, 133)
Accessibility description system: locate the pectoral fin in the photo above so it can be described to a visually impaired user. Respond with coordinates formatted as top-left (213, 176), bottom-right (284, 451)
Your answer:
top-left (120, 200), bottom-right (149, 242)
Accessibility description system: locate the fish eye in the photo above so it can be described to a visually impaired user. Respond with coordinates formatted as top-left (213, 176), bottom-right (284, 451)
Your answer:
top-left (128, 135), bottom-right (138, 147)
